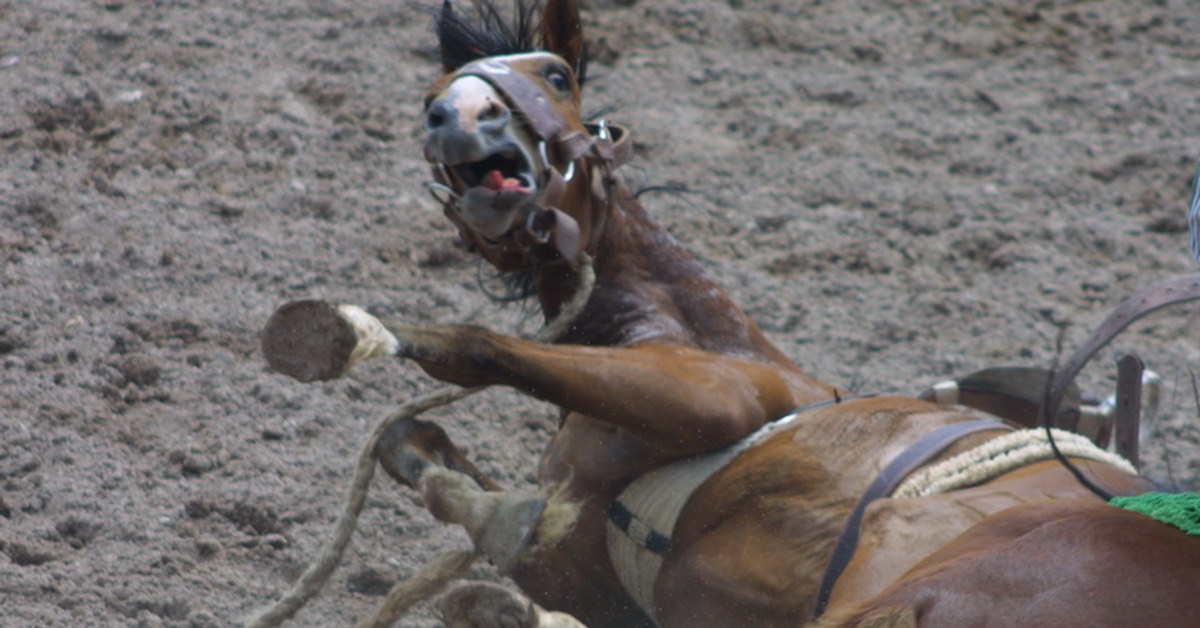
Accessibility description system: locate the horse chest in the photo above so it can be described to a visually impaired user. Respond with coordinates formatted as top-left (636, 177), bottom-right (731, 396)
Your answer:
top-left (542, 414), bottom-right (669, 497)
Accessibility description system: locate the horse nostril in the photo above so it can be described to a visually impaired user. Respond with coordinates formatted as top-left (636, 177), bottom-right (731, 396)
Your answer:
top-left (482, 100), bottom-right (504, 120)
top-left (426, 101), bottom-right (452, 129)
top-left (478, 99), bottom-right (510, 131)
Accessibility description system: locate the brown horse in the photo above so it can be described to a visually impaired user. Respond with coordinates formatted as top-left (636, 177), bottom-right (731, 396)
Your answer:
top-left (261, 1), bottom-right (1200, 626)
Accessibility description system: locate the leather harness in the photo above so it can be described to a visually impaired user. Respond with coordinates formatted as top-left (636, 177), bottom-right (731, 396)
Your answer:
top-left (430, 56), bottom-right (633, 271)
top-left (604, 395), bottom-right (1013, 623)
top-left (810, 418), bottom-right (1012, 618)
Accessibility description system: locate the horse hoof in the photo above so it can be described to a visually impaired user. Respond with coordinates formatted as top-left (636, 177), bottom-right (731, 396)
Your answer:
top-left (376, 417), bottom-right (499, 490)
top-left (416, 468), bottom-right (547, 573)
top-left (439, 581), bottom-right (539, 628)
top-left (476, 493), bottom-right (547, 573)
top-left (261, 299), bottom-right (357, 382)
top-left (376, 417), bottom-right (438, 488)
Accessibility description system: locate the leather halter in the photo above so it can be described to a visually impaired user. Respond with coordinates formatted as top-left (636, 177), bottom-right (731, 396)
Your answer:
top-left (811, 418), bottom-right (1013, 619)
top-left (430, 56), bottom-right (633, 271)
top-left (456, 58), bottom-right (597, 165)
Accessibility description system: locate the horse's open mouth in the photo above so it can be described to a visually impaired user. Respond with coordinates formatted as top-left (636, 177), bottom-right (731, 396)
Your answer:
top-left (435, 142), bottom-right (542, 240)
top-left (450, 147), bottom-right (535, 197)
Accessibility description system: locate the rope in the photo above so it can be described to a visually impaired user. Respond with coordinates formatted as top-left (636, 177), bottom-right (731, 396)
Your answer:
top-left (355, 549), bottom-right (478, 628)
top-left (243, 386), bottom-right (480, 628)
top-left (244, 255), bottom-right (596, 627)
top-left (534, 253), bottom-right (593, 343)
top-left (893, 428), bottom-right (1136, 499)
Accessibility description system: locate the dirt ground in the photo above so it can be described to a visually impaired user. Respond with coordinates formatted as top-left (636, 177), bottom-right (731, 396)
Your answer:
top-left (3, 0), bottom-right (1200, 626)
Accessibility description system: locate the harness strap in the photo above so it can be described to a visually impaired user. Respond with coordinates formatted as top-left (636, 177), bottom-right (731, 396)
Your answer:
top-left (605, 394), bottom-right (878, 621)
top-left (457, 59), bottom-right (584, 153)
top-left (606, 395), bottom-right (886, 555)
top-left (811, 418), bottom-right (1012, 619)
top-left (583, 122), bottom-right (633, 170)
top-left (456, 58), bottom-right (605, 171)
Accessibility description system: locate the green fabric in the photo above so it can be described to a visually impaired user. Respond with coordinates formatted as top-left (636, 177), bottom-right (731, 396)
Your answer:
top-left (1109, 492), bottom-right (1200, 536)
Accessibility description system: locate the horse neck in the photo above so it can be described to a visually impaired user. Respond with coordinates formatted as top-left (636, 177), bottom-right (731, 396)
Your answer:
top-left (535, 172), bottom-right (793, 366)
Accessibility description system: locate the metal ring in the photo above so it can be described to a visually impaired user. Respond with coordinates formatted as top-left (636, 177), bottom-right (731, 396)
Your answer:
top-left (423, 181), bottom-right (460, 206)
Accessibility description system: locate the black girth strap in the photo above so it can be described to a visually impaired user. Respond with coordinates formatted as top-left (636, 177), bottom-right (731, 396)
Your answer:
top-left (811, 418), bottom-right (1012, 619)
top-left (607, 500), bottom-right (672, 556)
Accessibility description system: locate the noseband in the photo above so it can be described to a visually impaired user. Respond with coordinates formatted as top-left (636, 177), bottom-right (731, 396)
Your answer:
top-left (427, 57), bottom-right (632, 272)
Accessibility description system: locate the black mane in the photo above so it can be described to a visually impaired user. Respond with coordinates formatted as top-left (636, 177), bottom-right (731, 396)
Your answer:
top-left (435, 0), bottom-right (587, 85)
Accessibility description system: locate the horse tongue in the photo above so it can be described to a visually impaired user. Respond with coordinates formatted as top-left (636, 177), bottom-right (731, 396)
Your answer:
top-left (483, 169), bottom-right (530, 193)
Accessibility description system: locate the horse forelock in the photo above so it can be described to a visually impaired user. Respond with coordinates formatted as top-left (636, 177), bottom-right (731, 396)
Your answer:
top-left (434, 0), bottom-right (588, 85)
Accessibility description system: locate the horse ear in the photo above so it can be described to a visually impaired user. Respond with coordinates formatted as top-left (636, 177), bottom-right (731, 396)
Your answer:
top-left (438, 0), bottom-right (458, 73)
top-left (541, 0), bottom-right (584, 75)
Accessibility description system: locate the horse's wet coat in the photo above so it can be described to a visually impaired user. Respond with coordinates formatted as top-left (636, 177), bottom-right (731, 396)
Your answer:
top-left (263, 1), bottom-right (1200, 626)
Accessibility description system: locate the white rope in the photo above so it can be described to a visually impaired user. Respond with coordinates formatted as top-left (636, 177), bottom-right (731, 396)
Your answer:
top-left (533, 253), bottom-right (594, 343)
top-left (243, 386), bottom-right (480, 628)
top-left (894, 428), bottom-right (1137, 499)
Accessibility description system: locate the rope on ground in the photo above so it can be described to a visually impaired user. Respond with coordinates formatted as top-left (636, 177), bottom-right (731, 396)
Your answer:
top-left (243, 385), bottom-right (480, 628)
top-left (243, 254), bottom-right (595, 627)
top-left (355, 549), bottom-right (478, 628)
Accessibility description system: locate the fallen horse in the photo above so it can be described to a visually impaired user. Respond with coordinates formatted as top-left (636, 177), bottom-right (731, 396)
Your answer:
top-left (259, 1), bottom-right (1200, 625)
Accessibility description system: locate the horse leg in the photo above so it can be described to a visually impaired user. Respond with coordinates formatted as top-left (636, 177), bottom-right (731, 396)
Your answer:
top-left (261, 300), bottom-right (833, 456)
top-left (375, 418), bottom-right (578, 574)
top-left (440, 581), bottom-right (589, 628)
top-left (374, 416), bottom-right (500, 491)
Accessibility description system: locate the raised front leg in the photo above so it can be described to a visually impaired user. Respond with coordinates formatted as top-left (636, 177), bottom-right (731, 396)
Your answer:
top-left (262, 300), bottom-right (834, 456)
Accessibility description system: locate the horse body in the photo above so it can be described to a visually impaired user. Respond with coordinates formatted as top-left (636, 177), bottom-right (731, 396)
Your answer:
top-left (401, 0), bottom-right (1196, 624)
top-left (261, 1), bottom-right (1200, 625)
top-left (378, 173), bottom-right (841, 623)
top-left (651, 397), bottom-right (1160, 626)
top-left (816, 500), bottom-right (1200, 627)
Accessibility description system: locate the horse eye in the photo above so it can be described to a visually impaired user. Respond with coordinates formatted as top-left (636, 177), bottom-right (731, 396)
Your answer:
top-left (545, 69), bottom-right (570, 93)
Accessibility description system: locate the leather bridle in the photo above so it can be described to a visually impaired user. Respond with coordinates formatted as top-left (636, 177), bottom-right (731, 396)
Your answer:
top-left (426, 56), bottom-right (632, 272)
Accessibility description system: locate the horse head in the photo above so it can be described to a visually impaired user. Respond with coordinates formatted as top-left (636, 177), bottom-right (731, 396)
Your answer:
top-left (423, 0), bottom-right (619, 276)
